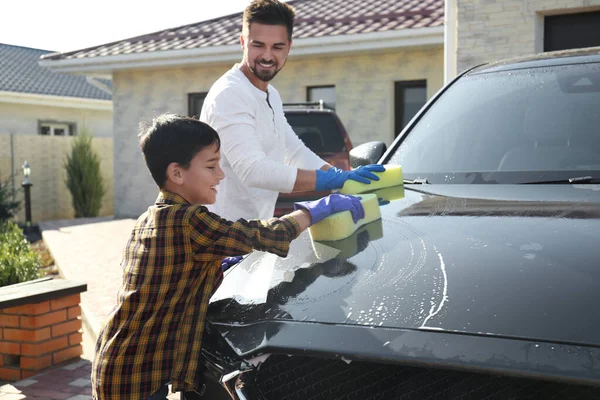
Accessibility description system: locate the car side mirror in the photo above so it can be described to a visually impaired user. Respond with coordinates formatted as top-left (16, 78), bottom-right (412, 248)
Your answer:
top-left (349, 141), bottom-right (387, 168)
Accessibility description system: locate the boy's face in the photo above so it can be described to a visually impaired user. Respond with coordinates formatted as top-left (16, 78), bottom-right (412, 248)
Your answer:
top-left (177, 143), bottom-right (224, 205)
top-left (240, 23), bottom-right (291, 84)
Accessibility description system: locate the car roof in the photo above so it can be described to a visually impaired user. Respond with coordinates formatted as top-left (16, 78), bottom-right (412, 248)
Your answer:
top-left (283, 108), bottom-right (335, 114)
top-left (282, 101), bottom-right (337, 114)
top-left (467, 46), bottom-right (600, 75)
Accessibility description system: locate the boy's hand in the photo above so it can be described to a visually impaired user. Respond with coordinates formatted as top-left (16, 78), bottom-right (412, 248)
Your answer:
top-left (294, 194), bottom-right (364, 225)
top-left (315, 164), bottom-right (386, 191)
top-left (221, 256), bottom-right (244, 272)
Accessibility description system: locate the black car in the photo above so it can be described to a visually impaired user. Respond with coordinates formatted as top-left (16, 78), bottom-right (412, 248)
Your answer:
top-left (199, 48), bottom-right (600, 399)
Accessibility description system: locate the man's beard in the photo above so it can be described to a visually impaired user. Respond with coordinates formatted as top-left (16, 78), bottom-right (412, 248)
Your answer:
top-left (250, 60), bottom-right (283, 82)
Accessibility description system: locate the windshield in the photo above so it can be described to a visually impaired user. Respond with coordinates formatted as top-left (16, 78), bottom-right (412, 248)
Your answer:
top-left (285, 113), bottom-right (346, 154)
top-left (389, 62), bottom-right (600, 184)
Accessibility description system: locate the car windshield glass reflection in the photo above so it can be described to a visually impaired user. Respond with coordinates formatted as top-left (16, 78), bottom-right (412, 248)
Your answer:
top-left (389, 62), bottom-right (600, 184)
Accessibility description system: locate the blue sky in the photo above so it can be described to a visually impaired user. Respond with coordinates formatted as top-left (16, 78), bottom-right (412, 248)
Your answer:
top-left (2, 0), bottom-right (262, 53)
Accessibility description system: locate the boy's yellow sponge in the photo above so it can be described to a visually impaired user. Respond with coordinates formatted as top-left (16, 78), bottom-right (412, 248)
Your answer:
top-left (313, 218), bottom-right (383, 259)
top-left (339, 165), bottom-right (403, 194)
top-left (308, 194), bottom-right (381, 242)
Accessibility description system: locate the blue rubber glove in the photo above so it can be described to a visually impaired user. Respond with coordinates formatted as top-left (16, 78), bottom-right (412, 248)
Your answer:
top-left (315, 165), bottom-right (386, 191)
top-left (294, 194), bottom-right (365, 225)
top-left (221, 256), bottom-right (244, 272)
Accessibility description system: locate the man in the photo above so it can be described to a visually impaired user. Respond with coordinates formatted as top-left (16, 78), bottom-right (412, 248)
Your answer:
top-left (200, 0), bottom-right (384, 221)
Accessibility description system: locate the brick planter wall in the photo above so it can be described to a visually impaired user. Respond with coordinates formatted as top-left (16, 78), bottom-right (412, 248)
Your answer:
top-left (0, 278), bottom-right (87, 381)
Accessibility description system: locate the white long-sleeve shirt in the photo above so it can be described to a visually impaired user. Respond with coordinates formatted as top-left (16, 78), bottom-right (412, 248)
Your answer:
top-left (200, 64), bottom-right (327, 221)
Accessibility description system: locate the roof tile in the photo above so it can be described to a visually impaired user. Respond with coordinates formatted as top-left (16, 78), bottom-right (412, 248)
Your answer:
top-left (42, 0), bottom-right (443, 62)
top-left (0, 43), bottom-right (112, 100)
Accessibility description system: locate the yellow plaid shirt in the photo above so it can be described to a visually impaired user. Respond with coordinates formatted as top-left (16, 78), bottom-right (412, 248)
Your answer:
top-left (92, 190), bottom-right (300, 399)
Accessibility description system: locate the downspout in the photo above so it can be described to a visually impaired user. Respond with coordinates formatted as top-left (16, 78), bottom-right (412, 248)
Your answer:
top-left (444, 0), bottom-right (458, 84)
top-left (10, 133), bottom-right (15, 202)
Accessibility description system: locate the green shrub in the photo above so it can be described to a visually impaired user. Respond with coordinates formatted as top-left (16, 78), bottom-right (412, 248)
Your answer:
top-left (0, 177), bottom-right (20, 223)
top-left (0, 220), bottom-right (40, 287)
top-left (64, 131), bottom-right (105, 217)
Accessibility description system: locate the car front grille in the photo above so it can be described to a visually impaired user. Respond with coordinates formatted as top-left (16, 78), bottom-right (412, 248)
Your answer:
top-left (249, 355), bottom-right (600, 400)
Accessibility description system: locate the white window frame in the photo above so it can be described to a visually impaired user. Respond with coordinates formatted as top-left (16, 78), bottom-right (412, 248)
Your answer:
top-left (307, 85), bottom-right (336, 110)
top-left (39, 121), bottom-right (75, 136)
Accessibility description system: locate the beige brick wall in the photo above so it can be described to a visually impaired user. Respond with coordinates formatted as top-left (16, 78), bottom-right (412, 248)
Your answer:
top-left (0, 135), bottom-right (113, 222)
top-left (113, 47), bottom-right (444, 217)
top-left (0, 102), bottom-right (112, 137)
top-left (456, 0), bottom-right (600, 72)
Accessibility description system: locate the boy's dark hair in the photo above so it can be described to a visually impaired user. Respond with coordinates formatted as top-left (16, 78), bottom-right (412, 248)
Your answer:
top-left (243, 0), bottom-right (296, 41)
top-left (138, 114), bottom-right (220, 188)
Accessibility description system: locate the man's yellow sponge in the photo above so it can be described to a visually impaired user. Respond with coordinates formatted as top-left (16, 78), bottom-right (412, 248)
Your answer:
top-left (308, 194), bottom-right (381, 242)
top-left (339, 164), bottom-right (403, 194)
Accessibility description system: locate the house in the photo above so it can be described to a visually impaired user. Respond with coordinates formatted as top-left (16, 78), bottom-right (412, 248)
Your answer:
top-left (0, 43), bottom-right (114, 222)
top-left (445, 0), bottom-right (600, 78)
top-left (39, 0), bottom-right (600, 219)
top-left (39, 0), bottom-right (445, 218)
top-left (0, 43), bottom-right (112, 137)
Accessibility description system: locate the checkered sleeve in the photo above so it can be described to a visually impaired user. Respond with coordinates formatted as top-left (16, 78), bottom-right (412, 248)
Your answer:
top-left (187, 206), bottom-right (301, 261)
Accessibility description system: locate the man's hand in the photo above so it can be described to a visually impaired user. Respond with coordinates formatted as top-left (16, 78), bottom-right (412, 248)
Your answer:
top-left (294, 194), bottom-right (364, 225)
top-left (315, 165), bottom-right (386, 191)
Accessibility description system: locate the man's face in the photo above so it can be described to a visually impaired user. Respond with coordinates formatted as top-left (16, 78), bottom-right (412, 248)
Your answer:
top-left (241, 23), bottom-right (291, 83)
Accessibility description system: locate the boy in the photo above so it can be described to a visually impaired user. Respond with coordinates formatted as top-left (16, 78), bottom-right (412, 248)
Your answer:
top-left (91, 114), bottom-right (364, 400)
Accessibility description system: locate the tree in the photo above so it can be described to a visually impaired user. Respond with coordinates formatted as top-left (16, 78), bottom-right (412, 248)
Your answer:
top-left (64, 131), bottom-right (105, 217)
top-left (0, 176), bottom-right (20, 223)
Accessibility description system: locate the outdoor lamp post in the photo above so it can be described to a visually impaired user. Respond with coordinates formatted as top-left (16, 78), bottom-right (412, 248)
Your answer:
top-left (22, 161), bottom-right (33, 229)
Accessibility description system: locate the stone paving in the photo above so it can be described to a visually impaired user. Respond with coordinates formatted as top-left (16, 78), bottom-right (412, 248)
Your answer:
top-left (0, 321), bottom-right (95, 399)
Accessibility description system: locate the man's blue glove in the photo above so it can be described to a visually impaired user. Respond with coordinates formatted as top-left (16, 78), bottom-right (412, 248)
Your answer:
top-left (315, 165), bottom-right (386, 191)
top-left (221, 256), bottom-right (244, 272)
top-left (294, 194), bottom-right (365, 225)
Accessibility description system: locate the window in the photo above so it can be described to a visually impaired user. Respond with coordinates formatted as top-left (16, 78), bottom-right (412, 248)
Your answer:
top-left (188, 92), bottom-right (208, 118)
top-left (307, 85), bottom-right (336, 110)
top-left (394, 80), bottom-right (427, 137)
top-left (544, 11), bottom-right (600, 52)
top-left (39, 121), bottom-right (75, 136)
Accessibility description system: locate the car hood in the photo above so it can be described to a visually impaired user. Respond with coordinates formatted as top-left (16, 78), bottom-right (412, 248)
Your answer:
top-left (209, 184), bottom-right (600, 350)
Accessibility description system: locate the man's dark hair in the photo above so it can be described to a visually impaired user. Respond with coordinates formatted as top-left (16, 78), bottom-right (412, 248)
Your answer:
top-left (243, 0), bottom-right (296, 41)
top-left (138, 114), bottom-right (220, 188)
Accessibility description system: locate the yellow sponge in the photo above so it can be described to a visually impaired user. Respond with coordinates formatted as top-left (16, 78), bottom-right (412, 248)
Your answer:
top-left (339, 164), bottom-right (403, 194)
top-left (308, 193), bottom-right (381, 242)
top-left (312, 218), bottom-right (383, 259)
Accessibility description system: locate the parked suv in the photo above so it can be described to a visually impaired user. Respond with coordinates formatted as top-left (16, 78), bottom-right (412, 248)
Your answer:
top-left (274, 101), bottom-right (353, 216)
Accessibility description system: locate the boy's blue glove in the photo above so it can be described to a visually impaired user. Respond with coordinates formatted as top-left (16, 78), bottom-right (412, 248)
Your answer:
top-left (294, 194), bottom-right (365, 225)
top-left (315, 165), bottom-right (386, 191)
top-left (378, 197), bottom-right (390, 206)
top-left (221, 256), bottom-right (244, 272)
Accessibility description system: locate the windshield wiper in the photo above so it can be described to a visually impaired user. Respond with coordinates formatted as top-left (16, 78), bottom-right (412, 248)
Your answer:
top-left (404, 178), bottom-right (429, 184)
top-left (519, 176), bottom-right (600, 184)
